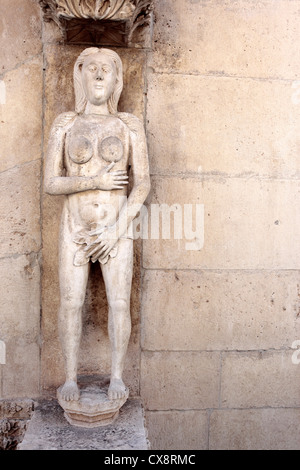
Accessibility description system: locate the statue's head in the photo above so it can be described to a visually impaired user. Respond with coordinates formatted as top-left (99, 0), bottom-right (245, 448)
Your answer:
top-left (74, 47), bottom-right (123, 114)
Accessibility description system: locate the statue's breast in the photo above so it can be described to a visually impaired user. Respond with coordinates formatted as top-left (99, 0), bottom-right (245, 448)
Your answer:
top-left (98, 136), bottom-right (124, 163)
top-left (68, 134), bottom-right (93, 164)
top-left (66, 116), bottom-right (128, 166)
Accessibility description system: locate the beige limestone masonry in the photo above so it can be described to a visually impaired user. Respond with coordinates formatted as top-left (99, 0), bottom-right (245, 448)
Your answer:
top-left (209, 409), bottom-right (300, 450)
top-left (141, 351), bottom-right (220, 410)
top-left (149, 0), bottom-right (300, 80)
top-left (146, 410), bottom-right (208, 450)
top-left (221, 350), bottom-right (300, 408)
top-left (143, 177), bottom-right (300, 270)
top-left (140, 0), bottom-right (300, 450)
top-left (0, 58), bottom-right (43, 173)
top-left (141, 270), bottom-right (300, 351)
top-left (0, 0), bottom-right (42, 401)
top-left (147, 73), bottom-right (300, 178)
top-left (0, 161), bottom-right (41, 257)
top-left (0, 0), bottom-right (41, 74)
top-left (0, 254), bottom-right (40, 398)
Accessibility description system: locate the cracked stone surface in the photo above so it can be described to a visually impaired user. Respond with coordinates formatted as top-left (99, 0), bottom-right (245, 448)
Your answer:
top-left (18, 398), bottom-right (149, 450)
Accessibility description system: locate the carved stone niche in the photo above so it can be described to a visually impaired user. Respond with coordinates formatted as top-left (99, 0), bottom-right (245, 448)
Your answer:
top-left (39, 0), bottom-right (153, 47)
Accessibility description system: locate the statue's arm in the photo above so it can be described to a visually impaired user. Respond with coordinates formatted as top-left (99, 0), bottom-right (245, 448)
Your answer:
top-left (44, 114), bottom-right (127, 195)
top-left (115, 116), bottom-right (151, 238)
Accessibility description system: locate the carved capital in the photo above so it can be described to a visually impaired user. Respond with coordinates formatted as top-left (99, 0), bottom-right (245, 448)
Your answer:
top-left (38, 0), bottom-right (153, 46)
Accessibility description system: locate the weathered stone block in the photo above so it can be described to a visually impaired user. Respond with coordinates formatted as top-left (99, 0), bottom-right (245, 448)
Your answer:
top-left (150, 0), bottom-right (300, 79)
top-left (0, 254), bottom-right (40, 398)
top-left (0, 253), bottom-right (40, 341)
top-left (0, 161), bottom-right (41, 257)
top-left (221, 350), bottom-right (300, 408)
top-left (146, 410), bottom-right (208, 450)
top-left (209, 409), bottom-right (300, 450)
top-left (143, 177), bottom-right (300, 270)
top-left (141, 270), bottom-right (300, 351)
top-left (141, 351), bottom-right (220, 410)
top-left (0, 399), bottom-right (34, 420)
top-left (19, 398), bottom-right (148, 450)
top-left (0, 0), bottom-right (42, 74)
top-left (147, 73), bottom-right (300, 178)
top-left (2, 342), bottom-right (40, 399)
top-left (0, 58), bottom-right (43, 173)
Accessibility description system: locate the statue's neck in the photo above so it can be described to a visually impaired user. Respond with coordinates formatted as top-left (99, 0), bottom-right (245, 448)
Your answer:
top-left (84, 102), bottom-right (110, 116)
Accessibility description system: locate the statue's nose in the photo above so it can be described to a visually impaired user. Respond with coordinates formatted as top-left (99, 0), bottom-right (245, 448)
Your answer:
top-left (96, 70), bottom-right (104, 80)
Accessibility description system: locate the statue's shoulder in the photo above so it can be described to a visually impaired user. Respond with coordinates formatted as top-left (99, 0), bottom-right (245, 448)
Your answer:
top-left (116, 112), bottom-right (145, 135)
top-left (52, 111), bottom-right (77, 130)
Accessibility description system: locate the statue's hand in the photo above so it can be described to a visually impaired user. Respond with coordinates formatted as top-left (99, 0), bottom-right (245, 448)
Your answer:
top-left (94, 162), bottom-right (128, 190)
top-left (84, 226), bottom-right (118, 261)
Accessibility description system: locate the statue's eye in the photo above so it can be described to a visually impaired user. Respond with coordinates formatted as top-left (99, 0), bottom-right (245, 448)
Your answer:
top-left (88, 65), bottom-right (97, 73)
top-left (102, 66), bottom-right (111, 73)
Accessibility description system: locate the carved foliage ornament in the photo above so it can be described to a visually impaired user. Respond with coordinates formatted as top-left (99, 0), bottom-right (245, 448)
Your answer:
top-left (39, 0), bottom-right (152, 25)
top-left (39, 0), bottom-right (153, 45)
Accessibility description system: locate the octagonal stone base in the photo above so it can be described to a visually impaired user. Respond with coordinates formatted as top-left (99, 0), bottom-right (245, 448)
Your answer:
top-left (57, 376), bottom-right (129, 428)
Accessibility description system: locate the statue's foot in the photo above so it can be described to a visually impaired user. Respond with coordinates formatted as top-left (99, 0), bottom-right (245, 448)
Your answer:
top-left (108, 378), bottom-right (127, 400)
top-left (60, 380), bottom-right (80, 401)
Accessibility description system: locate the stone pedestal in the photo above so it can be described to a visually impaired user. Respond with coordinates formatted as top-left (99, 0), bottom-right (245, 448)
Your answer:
top-left (57, 375), bottom-right (129, 428)
top-left (18, 396), bottom-right (148, 450)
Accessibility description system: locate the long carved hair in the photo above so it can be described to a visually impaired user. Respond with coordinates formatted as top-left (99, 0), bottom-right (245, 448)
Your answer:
top-left (73, 47), bottom-right (123, 115)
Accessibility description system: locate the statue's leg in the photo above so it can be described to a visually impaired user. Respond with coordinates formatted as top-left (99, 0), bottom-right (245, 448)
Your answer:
top-left (58, 223), bottom-right (89, 401)
top-left (101, 238), bottom-right (133, 400)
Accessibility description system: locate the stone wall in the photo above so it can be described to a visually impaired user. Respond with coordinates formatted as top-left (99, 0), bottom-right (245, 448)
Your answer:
top-left (0, 0), bottom-right (42, 398)
top-left (0, 0), bottom-right (299, 450)
top-left (141, 0), bottom-right (300, 449)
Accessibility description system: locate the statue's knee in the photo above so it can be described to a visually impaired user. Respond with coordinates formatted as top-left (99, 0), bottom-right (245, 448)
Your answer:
top-left (60, 292), bottom-right (85, 312)
top-left (109, 299), bottom-right (129, 315)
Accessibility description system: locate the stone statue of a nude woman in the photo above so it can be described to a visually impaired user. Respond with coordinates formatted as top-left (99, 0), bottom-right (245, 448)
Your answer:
top-left (44, 47), bottom-right (150, 402)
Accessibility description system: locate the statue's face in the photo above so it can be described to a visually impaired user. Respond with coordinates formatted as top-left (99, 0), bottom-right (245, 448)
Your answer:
top-left (81, 52), bottom-right (117, 106)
